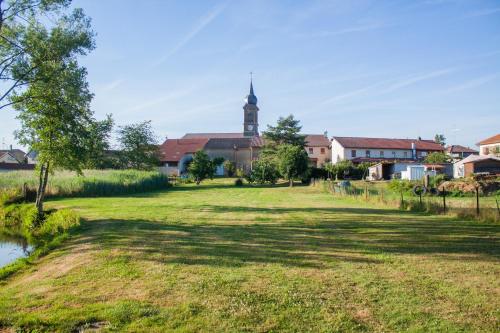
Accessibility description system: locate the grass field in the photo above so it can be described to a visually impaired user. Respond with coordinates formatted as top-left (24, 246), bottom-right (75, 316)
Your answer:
top-left (0, 179), bottom-right (499, 332)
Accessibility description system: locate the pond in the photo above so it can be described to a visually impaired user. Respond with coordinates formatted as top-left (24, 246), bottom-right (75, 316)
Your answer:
top-left (0, 231), bottom-right (33, 268)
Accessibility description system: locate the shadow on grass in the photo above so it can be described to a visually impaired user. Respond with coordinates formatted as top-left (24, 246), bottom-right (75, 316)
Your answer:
top-left (65, 205), bottom-right (500, 269)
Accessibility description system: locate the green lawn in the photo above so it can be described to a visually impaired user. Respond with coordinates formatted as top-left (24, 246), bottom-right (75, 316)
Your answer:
top-left (0, 179), bottom-right (499, 332)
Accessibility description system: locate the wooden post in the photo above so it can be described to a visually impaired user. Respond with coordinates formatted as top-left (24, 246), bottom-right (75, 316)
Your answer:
top-left (365, 184), bottom-right (368, 201)
top-left (476, 186), bottom-right (480, 217)
top-left (442, 190), bottom-right (446, 214)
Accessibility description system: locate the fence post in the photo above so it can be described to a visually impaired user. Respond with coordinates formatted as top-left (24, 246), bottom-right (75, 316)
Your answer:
top-left (365, 184), bottom-right (368, 201)
top-left (442, 189), bottom-right (446, 214)
top-left (475, 186), bottom-right (480, 217)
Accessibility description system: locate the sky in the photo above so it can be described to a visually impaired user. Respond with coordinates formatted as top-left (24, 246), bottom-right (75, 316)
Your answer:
top-left (1, 0), bottom-right (500, 150)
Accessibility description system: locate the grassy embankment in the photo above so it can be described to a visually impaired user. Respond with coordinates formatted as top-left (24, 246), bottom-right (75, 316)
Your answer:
top-left (0, 178), bottom-right (499, 332)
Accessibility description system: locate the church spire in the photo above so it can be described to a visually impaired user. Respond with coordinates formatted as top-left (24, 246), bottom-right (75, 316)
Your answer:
top-left (245, 72), bottom-right (258, 105)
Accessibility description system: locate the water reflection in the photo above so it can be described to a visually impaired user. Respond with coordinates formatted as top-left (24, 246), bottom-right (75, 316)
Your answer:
top-left (0, 231), bottom-right (33, 267)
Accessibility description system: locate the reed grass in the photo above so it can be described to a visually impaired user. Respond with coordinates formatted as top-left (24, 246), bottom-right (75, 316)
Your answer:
top-left (0, 169), bottom-right (169, 198)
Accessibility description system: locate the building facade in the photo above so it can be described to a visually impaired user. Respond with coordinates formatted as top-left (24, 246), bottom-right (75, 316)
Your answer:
top-left (304, 134), bottom-right (331, 167)
top-left (477, 134), bottom-right (500, 156)
top-left (331, 136), bottom-right (444, 164)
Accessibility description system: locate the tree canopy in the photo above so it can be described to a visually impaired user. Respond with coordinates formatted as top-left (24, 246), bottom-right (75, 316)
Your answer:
top-left (434, 134), bottom-right (446, 146)
top-left (263, 115), bottom-right (306, 148)
top-left (0, 0), bottom-right (90, 109)
top-left (117, 121), bottom-right (160, 170)
top-left (424, 151), bottom-right (451, 163)
top-left (188, 150), bottom-right (224, 185)
top-left (276, 144), bottom-right (309, 186)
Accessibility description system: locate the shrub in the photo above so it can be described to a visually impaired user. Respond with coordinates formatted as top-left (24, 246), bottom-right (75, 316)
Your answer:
top-left (250, 158), bottom-right (279, 184)
top-left (37, 209), bottom-right (81, 237)
top-left (223, 161), bottom-right (236, 177)
top-left (234, 178), bottom-right (244, 187)
top-left (0, 204), bottom-right (38, 228)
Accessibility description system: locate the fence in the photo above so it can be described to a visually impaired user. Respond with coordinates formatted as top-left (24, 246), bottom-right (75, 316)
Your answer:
top-left (311, 179), bottom-right (500, 223)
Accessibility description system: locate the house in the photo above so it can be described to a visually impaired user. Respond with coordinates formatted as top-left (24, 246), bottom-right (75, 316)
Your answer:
top-left (445, 145), bottom-right (478, 161)
top-left (0, 151), bottom-right (21, 164)
top-left (305, 134), bottom-right (331, 167)
top-left (159, 138), bottom-right (209, 176)
top-left (477, 134), bottom-right (500, 156)
top-left (25, 150), bottom-right (38, 165)
top-left (453, 155), bottom-right (500, 178)
top-left (331, 136), bottom-right (444, 164)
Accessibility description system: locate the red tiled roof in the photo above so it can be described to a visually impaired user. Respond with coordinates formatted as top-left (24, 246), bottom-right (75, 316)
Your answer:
top-left (446, 145), bottom-right (478, 154)
top-left (182, 133), bottom-right (245, 139)
top-left (477, 134), bottom-right (500, 146)
top-left (158, 138), bottom-right (209, 162)
top-left (305, 134), bottom-right (330, 147)
top-left (332, 136), bottom-right (444, 151)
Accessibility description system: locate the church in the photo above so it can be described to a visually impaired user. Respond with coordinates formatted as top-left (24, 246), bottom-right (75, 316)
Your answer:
top-left (159, 80), bottom-right (265, 176)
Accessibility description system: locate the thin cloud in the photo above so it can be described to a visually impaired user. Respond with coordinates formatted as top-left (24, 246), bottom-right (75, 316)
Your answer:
top-left (320, 82), bottom-right (385, 105)
top-left (464, 7), bottom-right (500, 18)
top-left (101, 79), bottom-right (124, 92)
top-left (378, 68), bottom-right (456, 94)
top-left (127, 88), bottom-right (194, 112)
top-left (441, 73), bottom-right (499, 94)
top-left (152, 2), bottom-right (229, 67)
top-left (297, 23), bottom-right (389, 39)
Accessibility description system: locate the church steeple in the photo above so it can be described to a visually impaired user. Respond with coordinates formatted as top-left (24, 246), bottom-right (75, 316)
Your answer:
top-left (243, 74), bottom-right (259, 137)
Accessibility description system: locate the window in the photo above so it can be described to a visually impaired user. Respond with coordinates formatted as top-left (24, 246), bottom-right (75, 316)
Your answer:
top-left (404, 151), bottom-right (408, 158)
top-left (380, 151), bottom-right (384, 157)
top-left (483, 147), bottom-right (489, 155)
top-left (366, 150), bottom-right (371, 158)
top-left (308, 147), bottom-right (313, 154)
top-left (351, 150), bottom-right (356, 157)
top-left (421, 151), bottom-right (427, 156)
top-left (392, 151), bottom-right (396, 157)
top-left (320, 148), bottom-right (326, 154)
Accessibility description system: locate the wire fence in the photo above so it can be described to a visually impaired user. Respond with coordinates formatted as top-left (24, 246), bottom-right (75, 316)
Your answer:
top-left (311, 179), bottom-right (500, 223)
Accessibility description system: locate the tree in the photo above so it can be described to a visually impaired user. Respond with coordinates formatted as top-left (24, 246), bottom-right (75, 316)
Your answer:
top-left (11, 8), bottom-right (105, 216)
top-left (425, 152), bottom-right (451, 163)
top-left (263, 115), bottom-right (306, 148)
top-left (325, 160), bottom-right (355, 180)
top-left (188, 150), bottom-right (224, 185)
top-left (0, 0), bottom-right (77, 109)
top-left (434, 134), bottom-right (446, 146)
top-left (249, 156), bottom-right (279, 184)
top-left (276, 144), bottom-right (309, 186)
top-left (117, 121), bottom-right (159, 170)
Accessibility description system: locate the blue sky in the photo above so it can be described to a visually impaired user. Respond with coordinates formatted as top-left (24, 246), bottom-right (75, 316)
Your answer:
top-left (2, 0), bottom-right (499, 149)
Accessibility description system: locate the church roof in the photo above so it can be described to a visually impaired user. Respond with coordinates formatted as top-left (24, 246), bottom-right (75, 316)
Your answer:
top-left (159, 138), bottom-right (209, 162)
top-left (245, 80), bottom-right (258, 105)
top-left (182, 133), bottom-right (245, 139)
top-left (204, 136), bottom-right (265, 149)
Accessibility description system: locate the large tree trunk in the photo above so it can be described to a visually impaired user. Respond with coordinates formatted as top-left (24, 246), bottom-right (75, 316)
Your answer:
top-left (35, 162), bottom-right (50, 216)
top-left (289, 178), bottom-right (293, 187)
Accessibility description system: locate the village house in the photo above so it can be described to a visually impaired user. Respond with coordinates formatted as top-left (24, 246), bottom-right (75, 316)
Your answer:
top-left (477, 134), bottom-right (500, 156)
top-left (304, 134), bottom-right (331, 167)
top-left (0, 147), bottom-right (35, 172)
top-left (330, 136), bottom-right (444, 164)
top-left (445, 145), bottom-right (478, 161)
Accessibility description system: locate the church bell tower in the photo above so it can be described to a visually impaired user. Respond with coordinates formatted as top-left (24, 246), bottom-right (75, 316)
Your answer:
top-left (243, 77), bottom-right (259, 137)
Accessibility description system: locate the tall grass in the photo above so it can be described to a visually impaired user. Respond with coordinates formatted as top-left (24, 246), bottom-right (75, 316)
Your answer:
top-left (318, 180), bottom-right (500, 223)
top-left (0, 169), bottom-right (169, 198)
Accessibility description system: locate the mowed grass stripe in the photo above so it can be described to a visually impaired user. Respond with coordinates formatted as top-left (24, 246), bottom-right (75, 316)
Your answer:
top-left (0, 179), bottom-right (498, 332)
